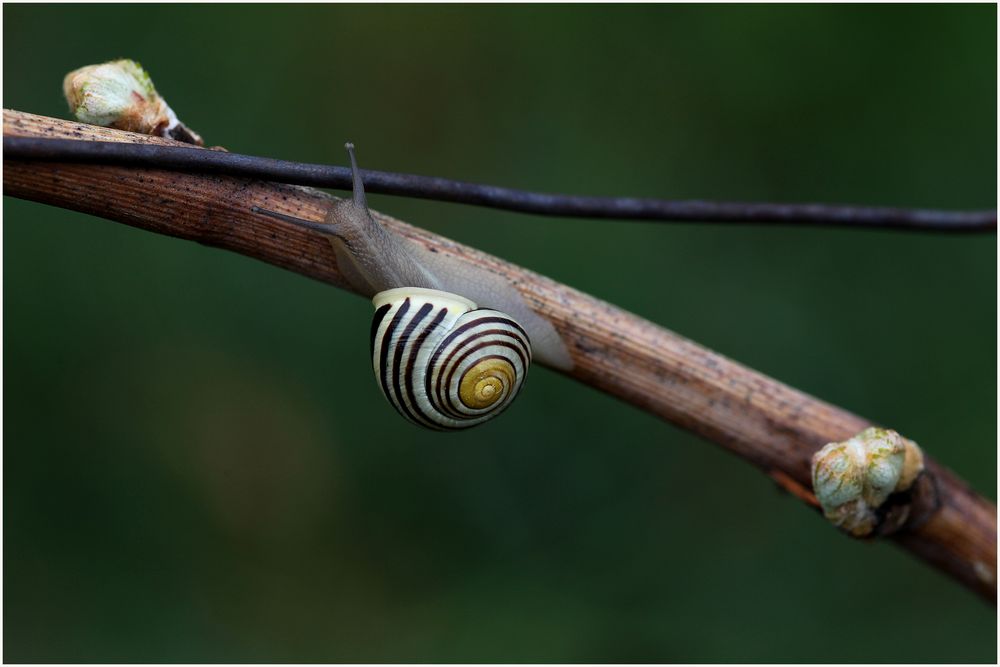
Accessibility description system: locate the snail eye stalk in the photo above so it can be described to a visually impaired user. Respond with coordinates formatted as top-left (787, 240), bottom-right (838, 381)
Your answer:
top-left (250, 206), bottom-right (338, 237)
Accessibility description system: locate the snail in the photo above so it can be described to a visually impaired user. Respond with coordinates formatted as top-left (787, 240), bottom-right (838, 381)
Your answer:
top-left (370, 287), bottom-right (530, 429)
top-left (253, 143), bottom-right (569, 429)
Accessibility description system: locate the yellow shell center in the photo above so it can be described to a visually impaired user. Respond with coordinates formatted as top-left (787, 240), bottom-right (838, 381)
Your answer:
top-left (459, 359), bottom-right (515, 409)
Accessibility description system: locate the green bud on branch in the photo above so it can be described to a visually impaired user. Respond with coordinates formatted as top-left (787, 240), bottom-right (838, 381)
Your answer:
top-left (63, 59), bottom-right (202, 145)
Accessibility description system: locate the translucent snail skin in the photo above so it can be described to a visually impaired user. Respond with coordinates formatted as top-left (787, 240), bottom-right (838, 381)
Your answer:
top-left (254, 144), bottom-right (572, 429)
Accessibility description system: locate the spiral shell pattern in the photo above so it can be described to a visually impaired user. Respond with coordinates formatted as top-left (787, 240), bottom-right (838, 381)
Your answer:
top-left (370, 287), bottom-right (531, 430)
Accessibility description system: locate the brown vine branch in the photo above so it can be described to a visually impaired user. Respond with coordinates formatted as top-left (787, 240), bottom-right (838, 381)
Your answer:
top-left (3, 109), bottom-right (996, 602)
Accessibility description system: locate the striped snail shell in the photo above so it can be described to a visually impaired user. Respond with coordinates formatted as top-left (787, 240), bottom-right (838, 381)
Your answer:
top-left (370, 287), bottom-right (532, 430)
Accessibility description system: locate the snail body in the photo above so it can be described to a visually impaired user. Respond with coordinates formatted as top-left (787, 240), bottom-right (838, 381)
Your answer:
top-left (371, 287), bottom-right (531, 429)
top-left (253, 143), bottom-right (559, 429)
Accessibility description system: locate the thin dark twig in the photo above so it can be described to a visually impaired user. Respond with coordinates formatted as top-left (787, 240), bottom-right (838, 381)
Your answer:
top-left (3, 136), bottom-right (995, 233)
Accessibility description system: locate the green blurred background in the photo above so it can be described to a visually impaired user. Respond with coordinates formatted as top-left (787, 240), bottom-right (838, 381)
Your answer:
top-left (3, 4), bottom-right (996, 662)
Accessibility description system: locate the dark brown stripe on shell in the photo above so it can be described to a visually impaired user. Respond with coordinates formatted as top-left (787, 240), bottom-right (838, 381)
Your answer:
top-left (432, 326), bottom-right (530, 418)
top-left (427, 315), bottom-right (530, 391)
top-left (437, 341), bottom-right (527, 418)
top-left (471, 308), bottom-right (531, 347)
top-left (371, 303), bottom-right (392, 357)
top-left (408, 307), bottom-right (450, 429)
top-left (391, 302), bottom-right (434, 427)
top-left (378, 297), bottom-right (410, 411)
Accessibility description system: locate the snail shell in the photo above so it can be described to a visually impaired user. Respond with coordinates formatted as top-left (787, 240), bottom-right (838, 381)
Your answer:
top-left (370, 287), bottom-right (532, 430)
